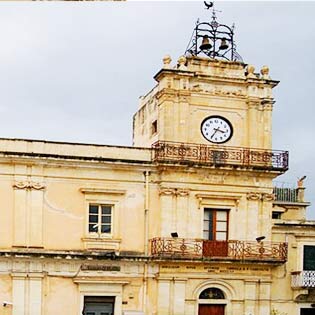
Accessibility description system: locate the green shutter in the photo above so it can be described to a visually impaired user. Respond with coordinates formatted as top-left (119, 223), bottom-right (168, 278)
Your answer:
top-left (303, 246), bottom-right (315, 270)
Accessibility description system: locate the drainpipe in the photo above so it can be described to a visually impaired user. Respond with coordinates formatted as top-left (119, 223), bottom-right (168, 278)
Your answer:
top-left (144, 171), bottom-right (150, 256)
top-left (143, 170), bottom-right (150, 314)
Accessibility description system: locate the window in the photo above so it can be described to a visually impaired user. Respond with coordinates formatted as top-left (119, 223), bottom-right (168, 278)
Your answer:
top-left (89, 204), bottom-right (112, 235)
top-left (203, 208), bottom-right (229, 240)
top-left (151, 120), bottom-right (158, 135)
top-left (199, 288), bottom-right (225, 299)
top-left (272, 211), bottom-right (282, 219)
top-left (303, 246), bottom-right (315, 270)
top-left (83, 296), bottom-right (115, 315)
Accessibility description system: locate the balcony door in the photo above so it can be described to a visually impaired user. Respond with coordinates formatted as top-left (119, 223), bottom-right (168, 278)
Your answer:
top-left (203, 208), bottom-right (229, 257)
top-left (199, 304), bottom-right (225, 315)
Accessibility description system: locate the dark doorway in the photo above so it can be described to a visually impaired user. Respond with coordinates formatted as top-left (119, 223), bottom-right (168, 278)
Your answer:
top-left (198, 304), bottom-right (225, 315)
top-left (83, 296), bottom-right (115, 315)
top-left (301, 308), bottom-right (315, 315)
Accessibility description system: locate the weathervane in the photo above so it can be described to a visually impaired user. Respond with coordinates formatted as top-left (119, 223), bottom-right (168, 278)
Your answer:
top-left (185, 1), bottom-right (242, 62)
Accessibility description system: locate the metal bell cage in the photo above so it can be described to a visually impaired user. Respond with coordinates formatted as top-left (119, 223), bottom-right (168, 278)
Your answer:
top-left (185, 17), bottom-right (243, 62)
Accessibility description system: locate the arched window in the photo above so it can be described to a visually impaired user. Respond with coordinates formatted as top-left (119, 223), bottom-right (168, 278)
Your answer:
top-left (199, 287), bottom-right (225, 299)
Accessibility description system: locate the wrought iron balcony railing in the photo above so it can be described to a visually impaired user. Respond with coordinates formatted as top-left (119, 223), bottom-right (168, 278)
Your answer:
top-left (291, 271), bottom-right (315, 288)
top-left (152, 141), bottom-right (288, 171)
top-left (273, 187), bottom-right (298, 202)
top-left (150, 238), bottom-right (288, 262)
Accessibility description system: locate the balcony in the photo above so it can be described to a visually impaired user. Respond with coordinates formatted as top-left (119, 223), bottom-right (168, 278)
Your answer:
top-left (152, 141), bottom-right (288, 171)
top-left (273, 187), bottom-right (299, 202)
top-left (291, 271), bottom-right (315, 288)
top-left (150, 237), bottom-right (288, 262)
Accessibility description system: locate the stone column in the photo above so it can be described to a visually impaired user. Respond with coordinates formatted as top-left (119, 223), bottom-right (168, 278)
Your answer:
top-left (30, 189), bottom-right (44, 247)
top-left (29, 275), bottom-right (43, 315)
top-left (244, 280), bottom-right (257, 315)
top-left (246, 193), bottom-right (260, 240)
top-left (262, 102), bottom-right (273, 149)
top-left (247, 100), bottom-right (259, 148)
top-left (157, 278), bottom-right (171, 315)
top-left (13, 180), bottom-right (45, 247)
top-left (159, 188), bottom-right (176, 237)
top-left (12, 273), bottom-right (26, 315)
top-left (13, 188), bottom-right (27, 246)
top-left (258, 281), bottom-right (271, 315)
top-left (173, 279), bottom-right (186, 315)
top-left (175, 190), bottom-right (189, 238)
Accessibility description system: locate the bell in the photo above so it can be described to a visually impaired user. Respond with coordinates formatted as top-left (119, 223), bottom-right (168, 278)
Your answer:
top-left (219, 38), bottom-right (229, 50)
top-left (200, 35), bottom-right (212, 50)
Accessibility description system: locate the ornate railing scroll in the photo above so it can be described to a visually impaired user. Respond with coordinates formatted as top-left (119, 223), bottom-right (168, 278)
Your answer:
top-left (150, 238), bottom-right (288, 262)
top-left (152, 141), bottom-right (288, 171)
top-left (150, 237), bottom-right (203, 258)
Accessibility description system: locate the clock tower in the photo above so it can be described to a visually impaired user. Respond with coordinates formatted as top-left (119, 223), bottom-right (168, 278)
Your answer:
top-left (132, 6), bottom-right (288, 245)
top-left (133, 56), bottom-right (278, 151)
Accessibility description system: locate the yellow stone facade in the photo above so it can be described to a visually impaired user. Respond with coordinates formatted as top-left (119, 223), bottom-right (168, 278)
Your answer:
top-left (0, 55), bottom-right (314, 315)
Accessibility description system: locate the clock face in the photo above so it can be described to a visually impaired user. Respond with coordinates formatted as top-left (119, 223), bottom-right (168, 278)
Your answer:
top-left (201, 115), bottom-right (233, 144)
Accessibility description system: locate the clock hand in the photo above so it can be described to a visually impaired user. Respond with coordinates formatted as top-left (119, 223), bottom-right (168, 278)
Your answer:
top-left (210, 129), bottom-right (218, 139)
top-left (213, 127), bottom-right (227, 134)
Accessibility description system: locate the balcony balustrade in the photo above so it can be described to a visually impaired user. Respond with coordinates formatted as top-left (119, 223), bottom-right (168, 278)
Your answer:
top-left (291, 271), bottom-right (315, 288)
top-left (152, 141), bottom-right (288, 171)
top-left (273, 187), bottom-right (299, 202)
top-left (150, 237), bottom-right (288, 262)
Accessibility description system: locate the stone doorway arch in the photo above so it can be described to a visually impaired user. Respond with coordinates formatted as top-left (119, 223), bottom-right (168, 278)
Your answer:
top-left (198, 288), bottom-right (226, 315)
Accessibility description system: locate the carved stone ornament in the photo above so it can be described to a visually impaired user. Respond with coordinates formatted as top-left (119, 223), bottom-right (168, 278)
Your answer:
top-left (176, 189), bottom-right (190, 197)
top-left (159, 187), bottom-right (176, 196)
top-left (262, 193), bottom-right (275, 201)
top-left (162, 55), bottom-right (172, 69)
top-left (13, 181), bottom-right (46, 191)
top-left (159, 187), bottom-right (189, 196)
top-left (246, 192), bottom-right (261, 201)
top-left (202, 86), bottom-right (245, 97)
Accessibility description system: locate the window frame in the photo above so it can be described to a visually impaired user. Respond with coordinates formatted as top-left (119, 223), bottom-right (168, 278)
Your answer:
top-left (203, 208), bottom-right (229, 241)
top-left (303, 245), bottom-right (315, 271)
top-left (88, 204), bottom-right (113, 237)
top-left (85, 198), bottom-right (118, 239)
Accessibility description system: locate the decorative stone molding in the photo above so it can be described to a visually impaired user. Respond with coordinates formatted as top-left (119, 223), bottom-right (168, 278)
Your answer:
top-left (191, 84), bottom-right (203, 92)
top-left (176, 189), bottom-right (190, 197)
top-left (196, 193), bottom-right (241, 209)
top-left (246, 192), bottom-right (275, 201)
top-left (190, 82), bottom-right (245, 97)
top-left (159, 187), bottom-right (176, 196)
top-left (80, 188), bottom-right (126, 195)
top-left (159, 187), bottom-right (189, 196)
top-left (246, 192), bottom-right (261, 201)
top-left (261, 193), bottom-right (275, 201)
top-left (13, 181), bottom-right (46, 191)
top-left (82, 237), bottom-right (121, 252)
